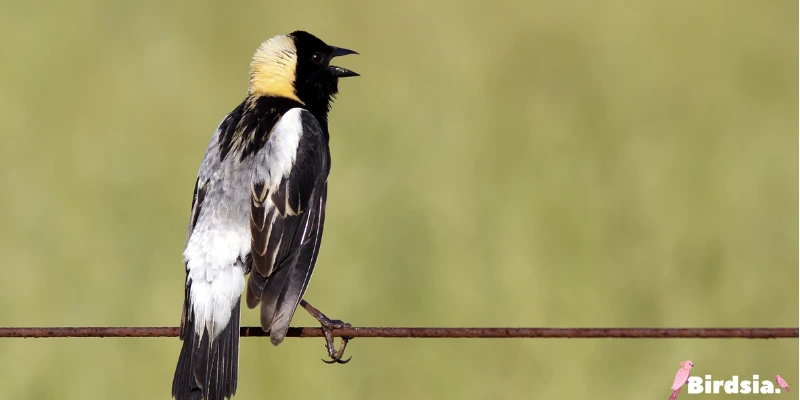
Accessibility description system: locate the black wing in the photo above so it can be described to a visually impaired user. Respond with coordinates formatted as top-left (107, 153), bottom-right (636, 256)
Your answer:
top-left (246, 109), bottom-right (330, 345)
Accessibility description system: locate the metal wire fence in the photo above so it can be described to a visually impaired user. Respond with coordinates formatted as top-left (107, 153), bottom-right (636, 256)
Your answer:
top-left (1, 327), bottom-right (796, 338)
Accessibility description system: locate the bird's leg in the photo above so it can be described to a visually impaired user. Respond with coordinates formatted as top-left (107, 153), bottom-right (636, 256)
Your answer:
top-left (299, 299), bottom-right (352, 364)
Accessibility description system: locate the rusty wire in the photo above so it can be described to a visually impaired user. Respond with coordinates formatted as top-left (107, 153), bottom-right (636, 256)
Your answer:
top-left (0, 327), bottom-right (796, 339)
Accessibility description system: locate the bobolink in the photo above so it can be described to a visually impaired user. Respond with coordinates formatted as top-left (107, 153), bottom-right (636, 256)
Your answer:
top-left (172, 31), bottom-right (358, 400)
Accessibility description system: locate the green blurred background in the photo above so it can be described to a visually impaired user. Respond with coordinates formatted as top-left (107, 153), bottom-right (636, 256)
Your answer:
top-left (1, 0), bottom-right (797, 398)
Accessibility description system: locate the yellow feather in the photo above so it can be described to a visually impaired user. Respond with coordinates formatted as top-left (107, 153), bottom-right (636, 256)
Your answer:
top-left (248, 35), bottom-right (304, 104)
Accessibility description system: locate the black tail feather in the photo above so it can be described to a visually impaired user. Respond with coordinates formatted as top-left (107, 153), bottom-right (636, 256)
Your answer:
top-left (173, 300), bottom-right (241, 400)
top-left (172, 319), bottom-right (202, 400)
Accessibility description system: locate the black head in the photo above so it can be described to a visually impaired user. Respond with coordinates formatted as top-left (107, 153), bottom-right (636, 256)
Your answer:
top-left (248, 31), bottom-right (357, 119)
top-left (289, 31), bottom-right (358, 117)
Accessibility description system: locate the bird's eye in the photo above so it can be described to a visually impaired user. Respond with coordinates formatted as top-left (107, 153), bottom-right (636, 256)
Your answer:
top-left (311, 52), bottom-right (324, 64)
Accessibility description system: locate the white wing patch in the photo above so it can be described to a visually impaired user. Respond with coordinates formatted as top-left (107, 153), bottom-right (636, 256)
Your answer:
top-left (255, 107), bottom-right (305, 215)
top-left (261, 108), bottom-right (304, 189)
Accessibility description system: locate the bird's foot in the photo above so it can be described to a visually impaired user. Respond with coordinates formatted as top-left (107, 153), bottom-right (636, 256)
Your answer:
top-left (300, 300), bottom-right (353, 364)
top-left (319, 318), bottom-right (352, 364)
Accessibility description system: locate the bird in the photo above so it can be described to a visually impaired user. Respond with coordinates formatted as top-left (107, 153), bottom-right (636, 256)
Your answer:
top-left (776, 375), bottom-right (790, 392)
top-left (171, 31), bottom-right (359, 400)
top-left (669, 360), bottom-right (693, 400)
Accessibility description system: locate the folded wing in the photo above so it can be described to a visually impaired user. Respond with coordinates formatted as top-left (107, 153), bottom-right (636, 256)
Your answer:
top-left (246, 108), bottom-right (329, 345)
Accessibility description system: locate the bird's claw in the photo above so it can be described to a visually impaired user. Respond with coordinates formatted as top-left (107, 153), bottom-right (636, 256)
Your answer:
top-left (299, 300), bottom-right (354, 364)
top-left (319, 318), bottom-right (353, 365)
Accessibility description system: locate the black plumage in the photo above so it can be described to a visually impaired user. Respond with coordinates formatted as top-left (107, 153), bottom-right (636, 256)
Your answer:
top-left (172, 30), bottom-right (356, 400)
top-left (247, 111), bottom-right (330, 344)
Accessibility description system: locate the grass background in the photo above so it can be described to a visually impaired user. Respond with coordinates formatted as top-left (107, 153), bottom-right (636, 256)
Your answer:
top-left (0, 0), bottom-right (797, 398)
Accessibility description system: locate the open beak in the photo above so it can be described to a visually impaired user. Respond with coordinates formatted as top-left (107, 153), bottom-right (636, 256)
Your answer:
top-left (329, 46), bottom-right (359, 77)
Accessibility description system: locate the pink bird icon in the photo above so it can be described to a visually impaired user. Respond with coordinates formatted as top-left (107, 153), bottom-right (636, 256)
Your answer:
top-left (776, 375), bottom-right (790, 392)
top-left (668, 360), bottom-right (694, 400)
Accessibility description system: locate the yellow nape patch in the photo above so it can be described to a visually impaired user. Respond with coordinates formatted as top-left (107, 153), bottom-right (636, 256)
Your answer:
top-left (249, 35), bottom-right (303, 103)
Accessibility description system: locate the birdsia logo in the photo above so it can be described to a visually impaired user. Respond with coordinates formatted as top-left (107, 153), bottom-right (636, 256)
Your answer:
top-left (686, 375), bottom-right (786, 394)
top-left (667, 360), bottom-right (790, 398)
